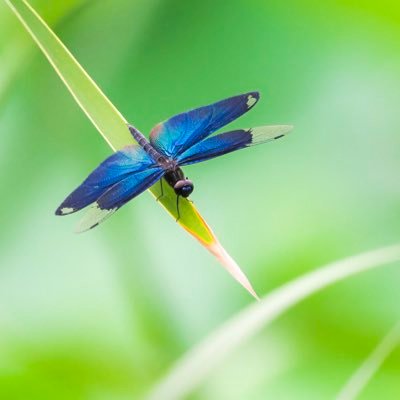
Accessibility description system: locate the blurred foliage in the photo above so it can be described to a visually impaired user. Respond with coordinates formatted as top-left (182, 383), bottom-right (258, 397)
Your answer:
top-left (0, 0), bottom-right (399, 399)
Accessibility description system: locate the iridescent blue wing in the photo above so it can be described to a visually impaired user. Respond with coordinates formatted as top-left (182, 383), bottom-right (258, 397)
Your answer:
top-left (149, 92), bottom-right (259, 158)
top-left (55, 145), bottom-right (160, 215)
top-left (75, 167), bottom-right (164, 232)
top-left (176, 125), bottom-right (293, 166)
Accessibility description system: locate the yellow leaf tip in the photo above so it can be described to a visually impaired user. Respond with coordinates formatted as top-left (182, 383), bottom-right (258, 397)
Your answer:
top-left (208, 241), bottom-right (258, 299)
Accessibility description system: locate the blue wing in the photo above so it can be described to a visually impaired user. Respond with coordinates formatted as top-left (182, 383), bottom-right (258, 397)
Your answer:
top-left (149, 92), bottom-right (260, 158)
top-left (55, 145), bottom-right (160, 215)
top-left (176, 125), bottom-right (293, 166)
top-left (75, 167), bottom-right (164, 232)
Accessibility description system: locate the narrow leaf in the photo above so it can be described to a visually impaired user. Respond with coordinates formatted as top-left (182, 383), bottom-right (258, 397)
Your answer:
top-left (0, 0), bottom-right (86, 103)
top-left (6, 0), bottom-right (258, 298)
top-left (146, 244), bottom-right (400, 400)
top-left (337, 320), bottom-right (400, 400)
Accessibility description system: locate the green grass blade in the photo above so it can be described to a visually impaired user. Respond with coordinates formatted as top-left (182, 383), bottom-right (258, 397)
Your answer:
top-left (337, 321), bottom-right (400, 400)
top-left (0, 0), bottom-right (86, 103)
top-left (5, 0), bottom-right (258, 298)
top-left (5, 0), bottom-right (130, 150)
top-left (146, 244), bottom-right (400, 400)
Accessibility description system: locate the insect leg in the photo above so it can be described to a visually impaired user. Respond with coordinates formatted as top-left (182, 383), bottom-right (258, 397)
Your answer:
top-left (156, 178), bottom-right (164, 201)
top-left (176, 195), bottom-right (181, 222)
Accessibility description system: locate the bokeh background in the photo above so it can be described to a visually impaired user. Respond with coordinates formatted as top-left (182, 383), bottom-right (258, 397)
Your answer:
top-left (1, 0), bottom-right (400, 399)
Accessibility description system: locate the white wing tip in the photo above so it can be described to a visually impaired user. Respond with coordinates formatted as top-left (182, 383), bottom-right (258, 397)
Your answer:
top-left (249, 124), bottom-right (294, 144)
top-left (74, 205), bottom-right (117, 233)
top-left (246, 94), bottom-right (258, 108)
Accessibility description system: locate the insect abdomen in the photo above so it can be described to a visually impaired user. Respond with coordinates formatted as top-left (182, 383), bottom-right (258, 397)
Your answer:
top-left (128, 124), bottom-right (166, 163)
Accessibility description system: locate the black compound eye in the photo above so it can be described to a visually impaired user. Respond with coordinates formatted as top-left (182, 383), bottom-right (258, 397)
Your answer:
top-left (174, 179), bottom-right (194, 197)
top-left (181, 185), bottom-right (193, 197)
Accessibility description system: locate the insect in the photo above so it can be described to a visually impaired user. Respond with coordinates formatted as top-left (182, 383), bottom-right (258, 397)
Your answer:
top-left (56, 92), bottom-right (292, 231)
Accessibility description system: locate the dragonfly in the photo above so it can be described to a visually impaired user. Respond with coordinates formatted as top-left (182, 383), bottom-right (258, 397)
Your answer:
top-left (56, 91), bottom-right (292, 231)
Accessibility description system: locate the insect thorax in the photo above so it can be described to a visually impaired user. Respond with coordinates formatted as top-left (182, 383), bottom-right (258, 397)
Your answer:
top-left (164, 167), bottom-right (185, 187)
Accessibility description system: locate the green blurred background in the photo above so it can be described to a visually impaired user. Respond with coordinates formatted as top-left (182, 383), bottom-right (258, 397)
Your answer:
top-left (1, 0), bottom-right (400, 399)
